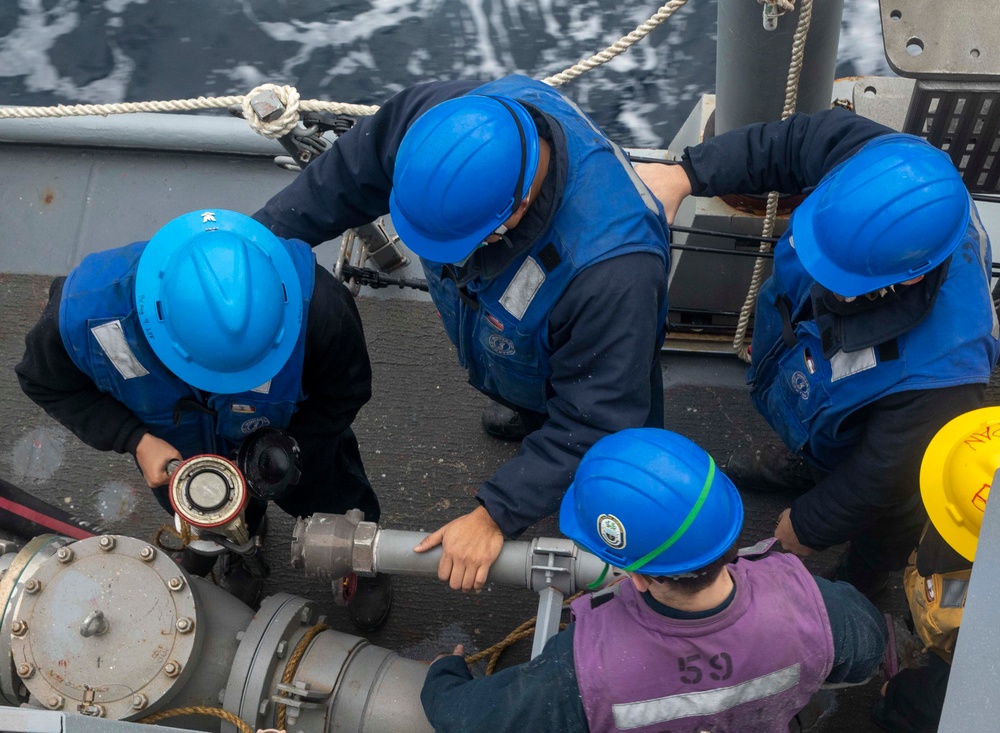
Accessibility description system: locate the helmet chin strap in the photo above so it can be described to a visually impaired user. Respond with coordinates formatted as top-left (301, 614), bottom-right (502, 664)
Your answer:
top-left (840, 284), bottom-right (895, 303)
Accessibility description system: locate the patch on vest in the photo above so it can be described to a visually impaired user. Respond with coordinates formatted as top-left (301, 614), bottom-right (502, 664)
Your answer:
top-left (790, 371), bottom-right (810, 400)
top-left (597, 513), bottom-right (626, 549)
top-left (830, 347), bottom-right (876, 382)
top-left (240, 416), bottom-right (272, 434)
top-left (499, 257), bottom-right (545, 320)
top-left (90, 320), bottom-right (150, 380)
top-left (488, 334), bottom-right (516, 356)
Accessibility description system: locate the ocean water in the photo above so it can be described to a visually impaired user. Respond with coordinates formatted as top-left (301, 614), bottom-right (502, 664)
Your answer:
top-left (0, 0), bottom-right (890, 148)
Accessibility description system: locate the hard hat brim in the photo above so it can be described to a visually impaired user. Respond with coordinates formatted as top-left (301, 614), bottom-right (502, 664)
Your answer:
top-left (389, 192), bottom-right (491, 264)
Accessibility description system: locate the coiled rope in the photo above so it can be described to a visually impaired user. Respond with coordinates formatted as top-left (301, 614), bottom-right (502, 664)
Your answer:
top-left (0, 1), bottom-right (688, 135)
top-left (731, 0), bottom-right (813, 363)
top-left (153, 519), bottom-right (193, 552)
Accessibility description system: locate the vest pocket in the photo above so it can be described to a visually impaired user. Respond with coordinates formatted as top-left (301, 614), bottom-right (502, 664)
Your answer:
top-left (472, 311), bottom-right (548, 411)
top-left (214, 397), bottom-right (296, 444)
top-left (751, 324), bottom-right (832, 454)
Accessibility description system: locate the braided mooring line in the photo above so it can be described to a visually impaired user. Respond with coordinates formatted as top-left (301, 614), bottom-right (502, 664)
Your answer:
top-left (275, 623), bottom-right (331, 730)
top-left (0, 82), bottom-right (380, 139)
top-left (542, 0), bottom-right (690, 87)
top-left (139, 705), bottom-right (253, 733)
top-left (0, 2), bottom-right (688, 134)
top-left (759, 0), bottom-right (796, 13)
top-left (732, 0), bottom-right (813, 363)
top-left (464, 591), bottom-right (582, 674)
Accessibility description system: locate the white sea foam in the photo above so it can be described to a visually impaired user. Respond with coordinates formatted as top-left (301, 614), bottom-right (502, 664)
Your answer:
top-left (0, 0), bottom-right (894, 144)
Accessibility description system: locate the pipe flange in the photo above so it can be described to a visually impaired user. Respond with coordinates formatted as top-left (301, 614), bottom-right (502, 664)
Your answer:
top-left (224, 593), bottom-right (322, 730)
top-left (0, 535), bottom-right (71, 706)
top-left (8, 535), bottom-right (200, 720)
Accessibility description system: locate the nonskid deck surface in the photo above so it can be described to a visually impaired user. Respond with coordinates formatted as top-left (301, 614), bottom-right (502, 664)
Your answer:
top-left (2, 274), bottom-right (973, 732)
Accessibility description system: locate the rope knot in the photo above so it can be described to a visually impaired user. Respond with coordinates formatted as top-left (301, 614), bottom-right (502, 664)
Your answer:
top-left (757, 0), bottom-right (795, 11)
top-left (242, 84), bottom-right (301, 139)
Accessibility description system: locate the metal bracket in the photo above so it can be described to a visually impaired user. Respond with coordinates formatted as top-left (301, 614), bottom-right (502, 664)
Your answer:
top-left (228, 97), bottom-right (355, 172)
top-left (530, 586), bottom-right (566, 659)
top-left (528, 538), bottom-right (579, 595)
top-left (275, 123), bottom-right (333, 170)
top-left (880, 0), bottom-right (1000, 80)
top-left (354, 220), bottom-right (409, 273)
top-left (271, 680), bottom-right (327, 726)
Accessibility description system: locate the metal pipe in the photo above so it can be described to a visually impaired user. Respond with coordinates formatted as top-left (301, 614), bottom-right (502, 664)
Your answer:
top-left (715, 0), bottom-right (844, 136)
top-left (1, 534), bottom-right (435, 733)
top-left (291, 512), bottom-right (621, 595)
top-left (0, 112), bottom-right (280, 156)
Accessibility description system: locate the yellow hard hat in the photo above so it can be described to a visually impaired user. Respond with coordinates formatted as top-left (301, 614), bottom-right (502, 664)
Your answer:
top-left (920, 406), bottom-right (1000, 561)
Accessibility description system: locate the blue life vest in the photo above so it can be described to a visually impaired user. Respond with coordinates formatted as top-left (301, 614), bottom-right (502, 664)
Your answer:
top-left (749, 182), bottom-right (1000, 471)
top-left (59, 239), bottom-right (316, 459)
top-left (423, 76), bottom-right (671, 413)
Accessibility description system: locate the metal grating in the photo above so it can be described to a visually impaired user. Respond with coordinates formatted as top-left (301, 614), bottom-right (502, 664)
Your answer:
top-left (903, 81), bottom-right (1000, 193)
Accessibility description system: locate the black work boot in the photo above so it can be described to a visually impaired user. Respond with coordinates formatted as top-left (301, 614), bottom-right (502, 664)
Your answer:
top-left (217, 515), bottom-right (271, 609)
top-left (834, 551), bottom-right (890, 600)
top-left (347, 573), bottom-right (393, 632)
top-left (871, 698), bottom-right (918, 732)
top-left (176, 547), bottom-right (218, 577)
top-left (724, 445), bottom-right (815, 493)
top-left (480, 402), bottom-right (527, 441)
top-left (218, 550), bottom-right (270, 609)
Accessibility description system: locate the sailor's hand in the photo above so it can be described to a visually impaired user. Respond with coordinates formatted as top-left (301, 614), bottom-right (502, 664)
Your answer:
top-left (774, 508), bottom-right (815, 557)
top-left (414, 505), bottom-right (505, 592)
top-left (634, 162), bottom-right (692, 225)
top-left (431, 644), bottom-right (466, 664)
top-left (135, 433), bottom-right (182, 488)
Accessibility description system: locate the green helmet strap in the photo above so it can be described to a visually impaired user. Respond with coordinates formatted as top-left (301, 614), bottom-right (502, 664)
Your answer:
top-left (623, 455), bottom-right (717, 574)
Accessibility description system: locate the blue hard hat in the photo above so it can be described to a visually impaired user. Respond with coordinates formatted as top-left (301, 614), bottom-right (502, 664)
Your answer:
top-left (792, 135), bottom-right (970, 297)
top-left (389, 94), bottom-right (541, 264)
top-left (559, 429), bottom-right (743, 576)
top-left (134, 210), bottom-right (303, 394)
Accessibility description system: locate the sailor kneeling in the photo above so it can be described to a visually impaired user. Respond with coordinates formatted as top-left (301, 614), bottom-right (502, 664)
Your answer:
top-left (420, 428), bottom-right (887, 733)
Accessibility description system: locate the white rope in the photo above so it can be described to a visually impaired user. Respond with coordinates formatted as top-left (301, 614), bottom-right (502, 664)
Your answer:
top-left (542, 0), bottom-right (690, 87)
top-left (758, 0), bottom-right (795, 12)
top-left (0, 2), bottom-right (688, 133)
top-left (0, 83), bottom-right (380, 131)
top-left (732, 0), bottom-right (813, 363)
